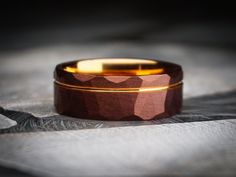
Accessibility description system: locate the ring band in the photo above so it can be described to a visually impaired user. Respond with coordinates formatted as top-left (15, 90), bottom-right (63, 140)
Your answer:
top-left (54, 58), bottom-right (183, 120)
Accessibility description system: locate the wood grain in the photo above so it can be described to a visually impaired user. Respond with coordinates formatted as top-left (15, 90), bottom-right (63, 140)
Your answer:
top-left (0, 119), bottom-right (236, 177)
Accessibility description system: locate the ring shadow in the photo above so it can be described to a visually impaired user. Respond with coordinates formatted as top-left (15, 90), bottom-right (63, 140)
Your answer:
top-left (0, 90), bottom-right (236, 134)
top-left (0, 165), bottom-right (35, 177)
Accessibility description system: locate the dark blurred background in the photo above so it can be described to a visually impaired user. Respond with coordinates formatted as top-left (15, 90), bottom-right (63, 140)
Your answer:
top-left (0, 1), bottom-right (235, 52)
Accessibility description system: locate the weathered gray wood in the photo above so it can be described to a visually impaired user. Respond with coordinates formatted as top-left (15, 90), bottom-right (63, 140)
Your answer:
top-left (0, 114), bottom-right (17, 129)
top-left (0, 120), bottom-right (235, 177)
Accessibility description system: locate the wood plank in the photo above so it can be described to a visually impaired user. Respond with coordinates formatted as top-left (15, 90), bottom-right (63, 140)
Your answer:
top-left (0, 119), bottom-right (235, 177)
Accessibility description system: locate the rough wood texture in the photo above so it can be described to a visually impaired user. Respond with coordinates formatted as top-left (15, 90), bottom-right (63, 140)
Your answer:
top-left (0, 120), bottom-right (236, 177)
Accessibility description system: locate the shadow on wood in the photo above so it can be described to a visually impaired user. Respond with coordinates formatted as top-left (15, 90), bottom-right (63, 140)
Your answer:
top-left (0, 165), bottom-right (34, 177)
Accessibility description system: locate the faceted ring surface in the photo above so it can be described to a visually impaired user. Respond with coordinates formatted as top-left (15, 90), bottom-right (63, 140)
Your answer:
top-left (54, 58), bottom-right (183, 120)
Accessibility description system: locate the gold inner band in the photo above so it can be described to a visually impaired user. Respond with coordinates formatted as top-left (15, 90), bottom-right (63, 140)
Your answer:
top-left (55, 80), bottom-right (183, 93)
top-left (63, 58), bottom-right (164, 76)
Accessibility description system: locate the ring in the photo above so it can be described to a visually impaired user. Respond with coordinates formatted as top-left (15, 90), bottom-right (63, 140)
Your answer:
top-left (54, 58), bottom-right (183, 120)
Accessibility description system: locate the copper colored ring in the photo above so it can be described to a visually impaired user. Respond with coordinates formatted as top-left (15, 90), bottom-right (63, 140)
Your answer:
top-left (54, 58), bottom-right (183, 120)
